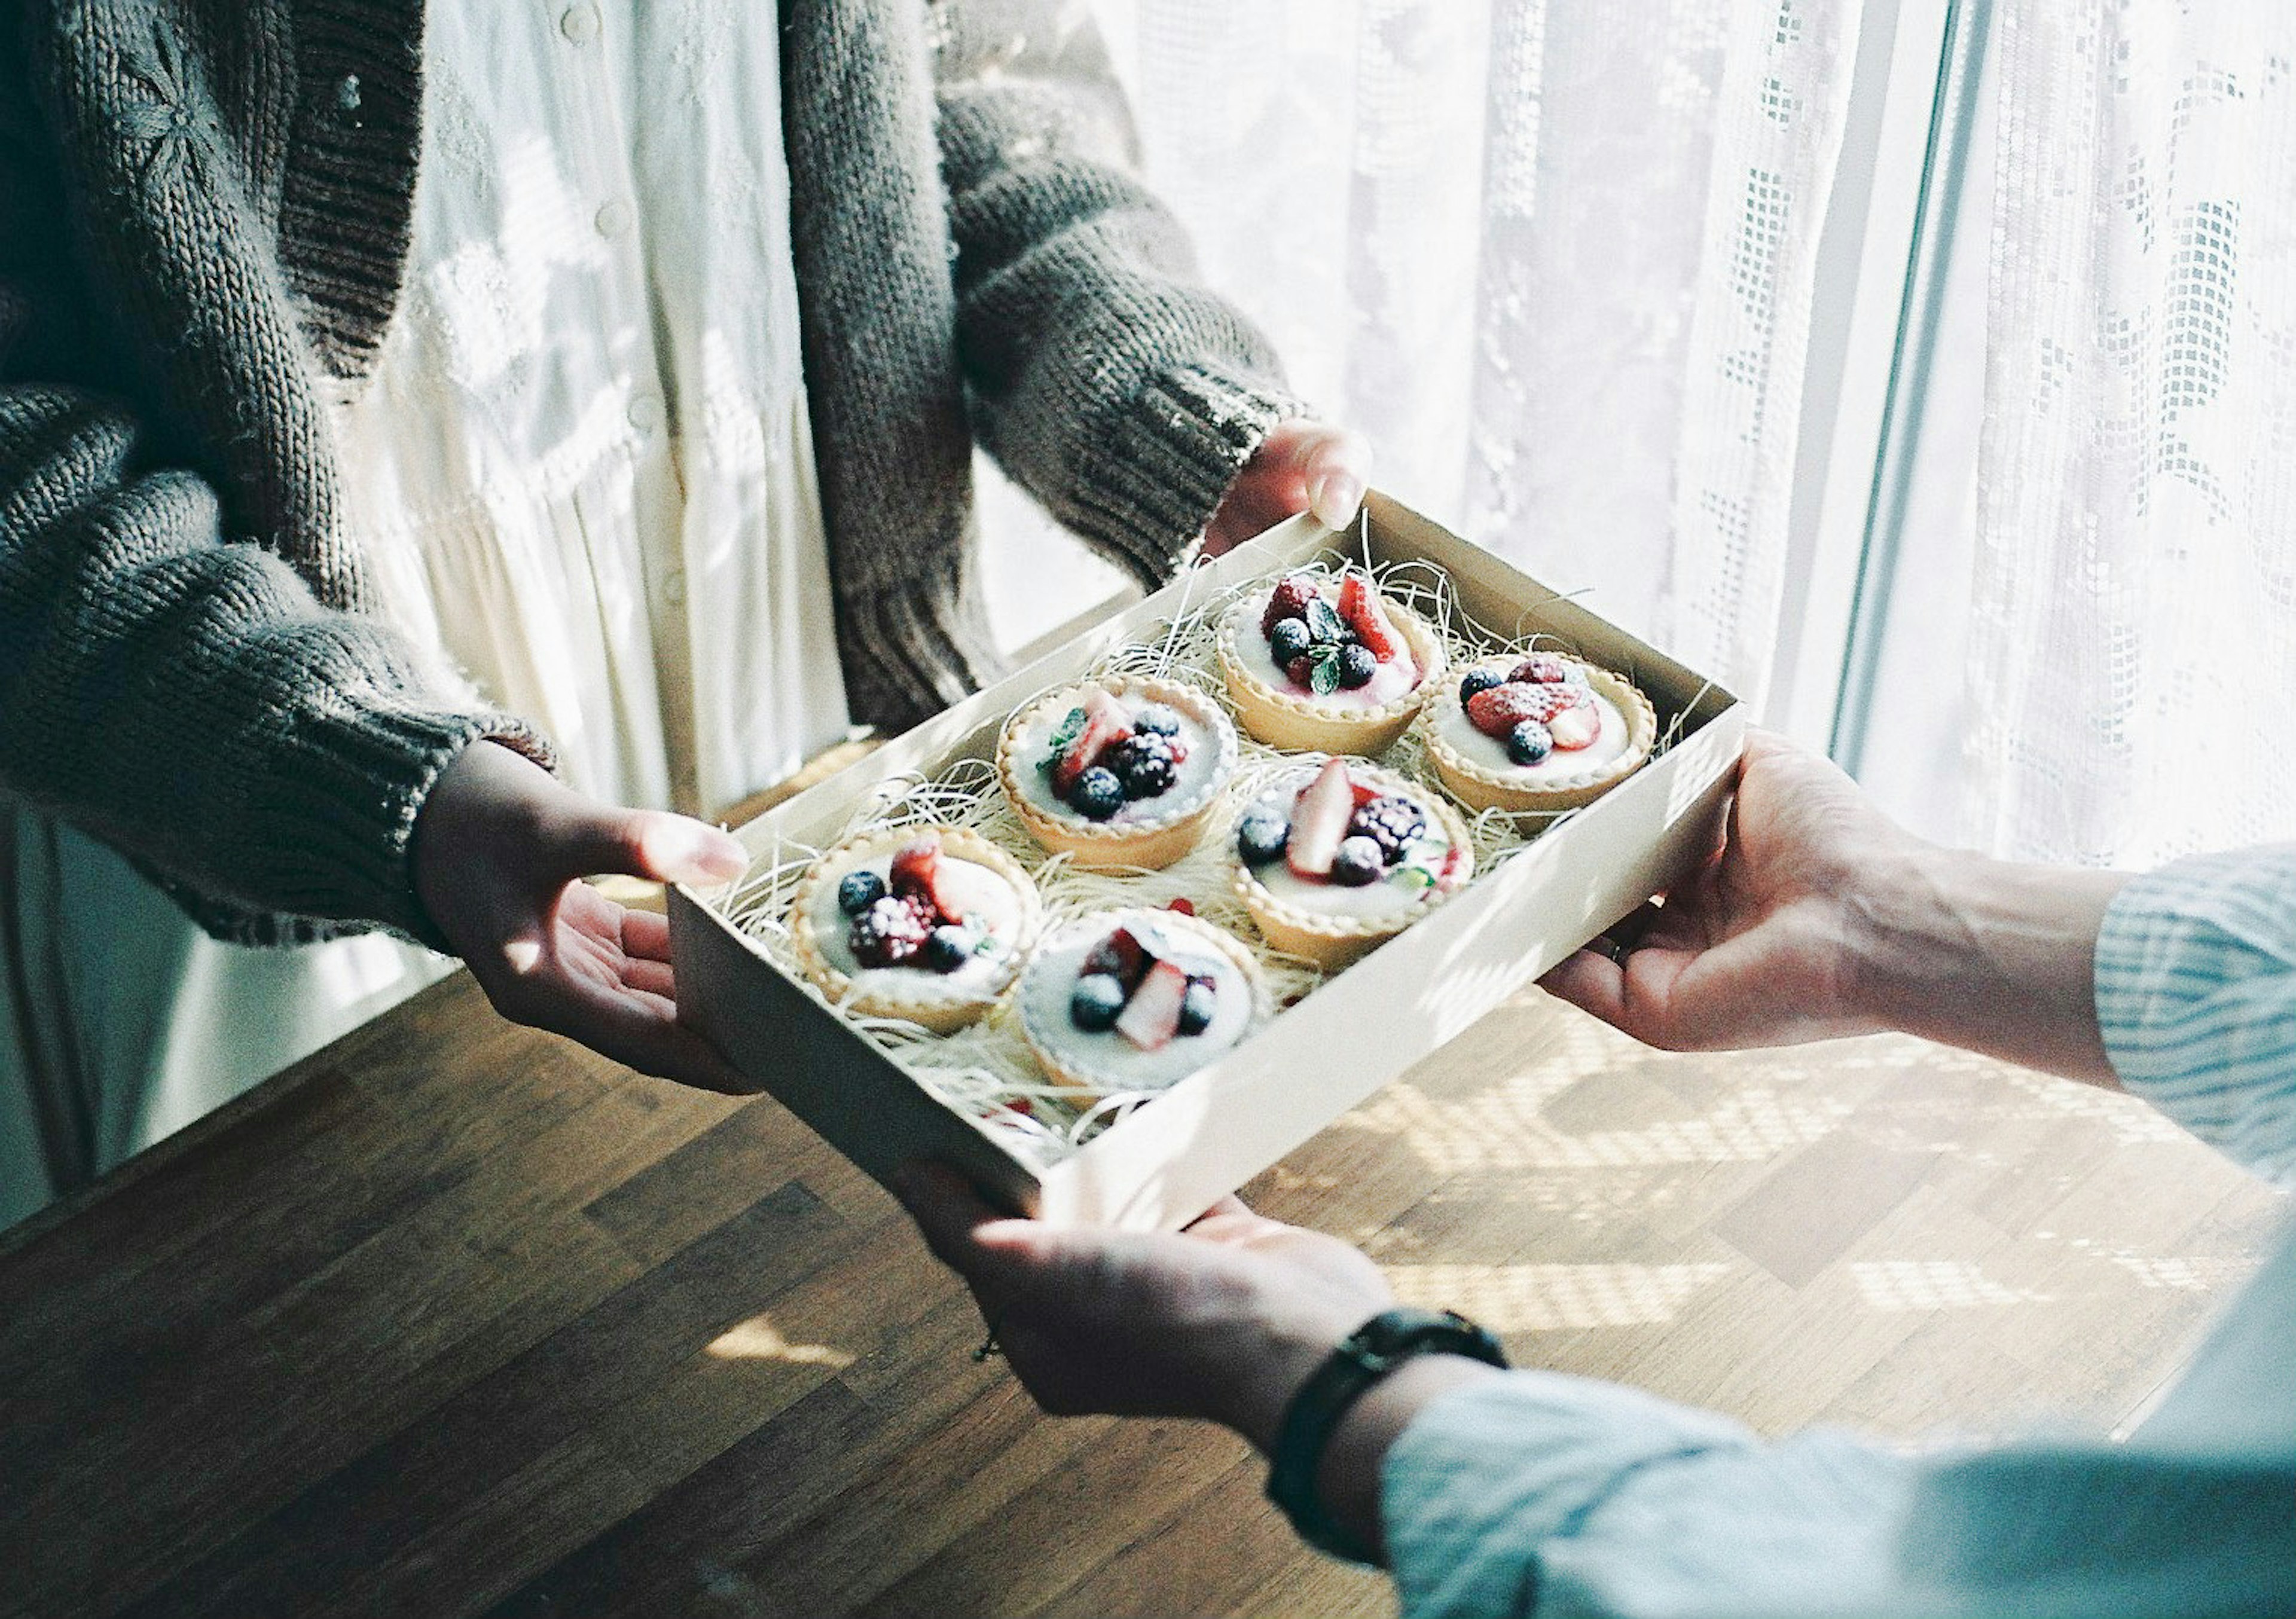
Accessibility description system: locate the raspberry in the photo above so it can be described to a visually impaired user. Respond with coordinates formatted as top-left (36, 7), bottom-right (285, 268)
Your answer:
top-left (1285, 653), bottom-right (1316, 688)
top-left (1509, 652), bottom-right (1577, 685)
top-left (849, 894), bottom-right (932, 967)
top-left (1106, 732), bottom-right (1180, 799)
top-left (1260, 575), bottom-right (1320, 637)
top-left (1347, 796), bottom-right (1426, 865)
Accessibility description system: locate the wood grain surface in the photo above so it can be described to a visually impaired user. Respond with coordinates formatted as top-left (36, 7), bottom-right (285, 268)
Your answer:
top-left (1, 974), bottom-right (2280, 1618)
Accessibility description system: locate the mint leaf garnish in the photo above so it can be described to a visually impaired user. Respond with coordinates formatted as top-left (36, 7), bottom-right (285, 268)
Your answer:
top-left (1308, 646), bottom-right (1342, 695)
top-left (1039, 705), bottom-right (1086, 776)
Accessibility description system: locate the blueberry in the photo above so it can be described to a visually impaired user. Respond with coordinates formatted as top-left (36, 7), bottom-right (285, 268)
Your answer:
top-left (1132, 702), bottom-right (1183, 737)
top-left (1070, 972), bottom-right (1128, 1032)
top-left (1269, 618), bottom-right (1312, 665)
top-left (1235, 807), bottom-right (1289, 866)
top-left (836, 869), bottom-right (888, 917)
top-left (1177, 979), bottom-right (1217, 1036)
top-left (1460, 670), bottom-right (1503, 705)
top-left (1506, 719), bottom-right (1553, 766)
top-left (1337, 643), bottom-right (1379, 689)
top-left (1330, 836), bottom-right (1385, 887)
top-left (1069, 766), bottom-right (1125, 821)
top-left (924, 925), bottom-right (974, 973)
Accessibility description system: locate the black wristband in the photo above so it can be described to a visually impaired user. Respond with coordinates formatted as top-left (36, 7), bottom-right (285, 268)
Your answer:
top-left (1265, 1307), bottom-right (1509, 1565)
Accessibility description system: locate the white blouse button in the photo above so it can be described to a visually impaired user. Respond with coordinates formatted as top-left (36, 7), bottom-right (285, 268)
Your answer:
top-left (627, 393), bottom-right (667, 433)
top-left (594, 199), bottom-right (633, 239)
top-left (560, 5), bottom-right (602, 44)
top-left (662, 569), bottom-right (689, 607)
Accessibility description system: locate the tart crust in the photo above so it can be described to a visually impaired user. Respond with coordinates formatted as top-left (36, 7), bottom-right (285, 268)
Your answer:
top-left (1018, 908), bottom-right (1271, 1098)
top-left (1228, 761), bottom-right (1476, 972)
top-left (1215, 592), bottom-right (1448, 756)
top-left (789, 825), bottom-right (1042, 1034)
top-left (996, 676), bottom-right (1239, 870)
top-left (1419, 656), bottom-right (1658, 814)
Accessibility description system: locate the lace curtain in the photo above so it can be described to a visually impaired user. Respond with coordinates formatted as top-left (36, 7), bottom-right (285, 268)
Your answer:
top-left (1957, 4), bottom-right (2296, 865)
top-left (1085, 0), bottom-right (1864, 714)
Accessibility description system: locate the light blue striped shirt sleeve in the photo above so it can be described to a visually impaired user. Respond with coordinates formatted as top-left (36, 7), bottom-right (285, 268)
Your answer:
top-left (1378, 847), bottom-right (2296, 1618)
top-left (2093, 845), bottom-right (2296, 1187)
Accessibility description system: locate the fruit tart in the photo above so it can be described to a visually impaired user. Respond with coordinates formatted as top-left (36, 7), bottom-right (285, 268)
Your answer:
top-left (997, 677), bottom-right (1238, 870)
top-left (1420, 651), bottom-right (1656, 814)
top-left (790, 826), bottom-right (1041, 1033)
top-left (1216, 568), bottom-right (1445, 755)
top-left (1018, 905), bottom-right (1270, 1097)
top-left (1228, 757), bottom-right (1473, 970)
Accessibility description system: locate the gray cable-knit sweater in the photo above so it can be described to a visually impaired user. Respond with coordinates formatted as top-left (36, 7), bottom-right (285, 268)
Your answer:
top-left (0, 0), bottom-right (1292, 948)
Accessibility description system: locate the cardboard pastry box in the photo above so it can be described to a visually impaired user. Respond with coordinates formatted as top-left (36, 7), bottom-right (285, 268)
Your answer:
top-left (669, 494), bottom-right (1745, 1230)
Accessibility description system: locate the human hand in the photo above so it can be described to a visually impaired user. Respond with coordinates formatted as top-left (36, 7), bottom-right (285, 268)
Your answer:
top-left (1203, 419), bottom-right (1374, 559)
top-left (1540, 728), bottom-right (1923, 1052)
top-left (411, 739), bottom-right (755, 1093)
top-left (894, 1166), bottom-right (1392, 1451)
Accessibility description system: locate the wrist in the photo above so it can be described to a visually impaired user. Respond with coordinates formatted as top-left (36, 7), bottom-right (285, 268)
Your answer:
top-left (1843, 843), bottom-right (2127, 1082)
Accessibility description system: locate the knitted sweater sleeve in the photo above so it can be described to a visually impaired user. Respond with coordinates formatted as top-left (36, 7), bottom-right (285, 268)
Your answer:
top-left (0, 56), bottom-right (546, 949)
top-left (934, 1), bottom-right (1306, 588)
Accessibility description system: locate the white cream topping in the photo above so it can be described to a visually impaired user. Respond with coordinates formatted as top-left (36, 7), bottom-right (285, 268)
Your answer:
top-left (808, 847), bottom-right (1027, 1006)
top-left (1226, 584), bottom-right (1422, 711)
top-left (1234, 772), bottom-right (1458, 922)
top-left (1007, 690), bottom-right (1228, 827)
top-left (1019, 912), bottom-right (1259, 1092)
top-left (1434, 664), bottom-right (1634, 779)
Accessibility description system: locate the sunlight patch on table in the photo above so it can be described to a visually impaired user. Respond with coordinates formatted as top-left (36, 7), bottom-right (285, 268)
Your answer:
top-left (706, 1314), bottom-right (854, 1367)
top-left (1388, 1260), bottom-right (1733, 1331)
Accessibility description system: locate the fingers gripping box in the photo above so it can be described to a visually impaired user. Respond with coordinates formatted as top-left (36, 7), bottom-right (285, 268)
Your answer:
top-left (669, 494), bottom-right (1745, 1231)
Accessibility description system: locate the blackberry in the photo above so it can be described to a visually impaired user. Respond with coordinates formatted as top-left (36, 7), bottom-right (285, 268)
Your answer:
top-left (1070, 972), bottom-right (1128, 1032)
top-left (1506, 719), bottom-right (1554, 766)
top-left (1068, 765), bottom-right (1125, 820)
top-left (836, 869), bottom-right (887, 917)
top-left (923, 925), bottom-right (975, 974)
top-left (1107, 732), bottom-right (1181, 799)
top-left (1348, 796), bottom-right (1427, 865)
top-left (850, 894), bottom-right (932, 967)
top-left (1177, 979), bottom-right (1217, 1036)
top-left (1133, 703), bottom-right (1183, 737)
top-left (1460, 669), bottom-right (1504, 705)
top-left (1235, 807), bottom-right (1289, 866)
top-left (1337, 643), bottom-right (1379, 689)
top-left (1330, 836), bottom-right (1385, 887)
top-left (1268, 617), bottom-right (1313, 665)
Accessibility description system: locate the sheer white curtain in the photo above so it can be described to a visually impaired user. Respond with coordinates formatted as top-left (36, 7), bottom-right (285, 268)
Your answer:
top-left (1087, 0), bottom-right (1866, 713)
top-left (1956, 4), bottom-right (2296, 865)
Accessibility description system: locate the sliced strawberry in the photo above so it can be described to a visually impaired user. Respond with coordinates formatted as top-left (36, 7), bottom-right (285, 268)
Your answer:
top-left (1115, 958), bottom-right (1190, 1052)
top-left (888, 833), bottom-right (970, 927)
top-left (1285, 759), bottom-right (1357, 879)
top-left (1547, 702), bottom-right (1603, 752)
top-left (1467, 680), bottom-right (1590, 738)
top-left (1051, 688), bottom-right (1133, 796)
top-left (1338, 572), bottom-right (1405, 664)
top-left (1438, 845), bottom-right (1467, 887)
top-left (1083, 924), bottom-right (1149, 991)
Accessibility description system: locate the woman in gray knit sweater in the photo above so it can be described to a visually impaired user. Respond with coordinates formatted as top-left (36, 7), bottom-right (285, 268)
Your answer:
top-left (0, 0), bottom-right (1367, 1222)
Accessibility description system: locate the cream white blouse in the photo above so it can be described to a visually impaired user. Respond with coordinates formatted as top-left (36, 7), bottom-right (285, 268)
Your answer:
top-left (334, 0), bottom-right (850, 818)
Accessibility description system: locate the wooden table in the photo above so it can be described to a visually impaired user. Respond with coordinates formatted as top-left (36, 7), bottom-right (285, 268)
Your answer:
top-left (2, 972), bottom-right (2281, 1618)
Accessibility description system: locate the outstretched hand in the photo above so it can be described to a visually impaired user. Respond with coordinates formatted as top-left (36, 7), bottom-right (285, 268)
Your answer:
top-left (411, 740), bottom-right (755, 1093)
top-left (894, 1165), bottom-right (1393, 1451)
top-left (1540, 729), bottom-right (1922, 1052)
top-left (1204, 419), bottom-right (1374, 558)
